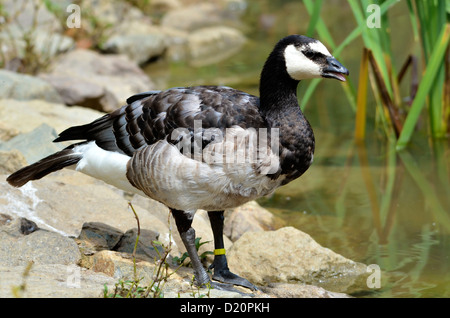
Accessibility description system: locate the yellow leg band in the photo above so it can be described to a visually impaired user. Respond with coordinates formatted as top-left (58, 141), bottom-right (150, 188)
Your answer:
top-left (214, 248), bottom-right (226, 256)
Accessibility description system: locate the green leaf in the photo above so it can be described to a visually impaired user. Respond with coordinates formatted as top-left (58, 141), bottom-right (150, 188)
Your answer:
top-left (396, 24), bottom-right (450, 150)
top-left (305, 0), bottom-right (324, 38)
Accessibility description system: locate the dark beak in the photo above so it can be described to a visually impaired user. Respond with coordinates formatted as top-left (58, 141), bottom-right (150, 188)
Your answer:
top-left (322, 56), bottom-right (349, 82)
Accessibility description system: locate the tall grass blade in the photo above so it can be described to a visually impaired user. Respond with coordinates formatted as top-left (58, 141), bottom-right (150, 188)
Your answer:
top-left (355, 48), bottom-right (370, 140)
top-left (396, 24), bottom-right (450, 150)
top-left (368, 50), bottom-right (403, 137)
top-left (302, 0), bottom-right (335, 47)
top-left (397, 55), bottom-right (419, 103)
top-left (305, 0), bottom-right (323, 38)
top-left (348, 0), bottom-right (393, 98)
top-left (301, 0), bottom-right (357, 111)
top-left (406, 0), bottom-right (420, 41)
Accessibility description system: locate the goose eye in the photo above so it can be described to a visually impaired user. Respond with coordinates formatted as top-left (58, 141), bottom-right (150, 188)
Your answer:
top-left (303, 50), bottom-right (318, 59)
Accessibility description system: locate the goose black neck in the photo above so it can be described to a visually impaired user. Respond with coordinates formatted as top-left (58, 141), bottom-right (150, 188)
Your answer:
top-left (259, 50), bottom-right (300, 116)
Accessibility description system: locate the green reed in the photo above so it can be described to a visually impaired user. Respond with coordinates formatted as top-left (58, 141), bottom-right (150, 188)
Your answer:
top-left (397, 0), bottom-right (449, 149)
top-left (302, 0), bottom-right (449, 150)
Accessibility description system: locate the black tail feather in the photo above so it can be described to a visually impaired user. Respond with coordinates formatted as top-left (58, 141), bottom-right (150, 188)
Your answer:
top-left (53, 113), bottom-right (112, 143)
top-left (6, 148), bottom-right (82, 187)
top-left (53, 110), bottom-right (127, 155)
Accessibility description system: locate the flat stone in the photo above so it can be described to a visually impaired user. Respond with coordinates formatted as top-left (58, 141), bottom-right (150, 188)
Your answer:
top-left (41, 49), bottom-right (154, 112)
top-left (77, 222), bottom-right (124, 251)
top-left (260, 282), bottom-right (352, 298)
top-left (0, 99), bottom-right (105, 137)
top-left (0, 264), bottom-right (116, 298)
top-left (224, 201), bottom-right (285, 242)
top-left (0, 150), bottom-right (28, 175)
top-left (228, 227), bottom-right (368, 293)
top-left (0, 124), bottom-right (62, 164)
top-left (0, 70), bottom-right (63, 103)
top-left (114, 227), bottom-right (165, 262)
top-left (0, 218), bottom-right (81, 266)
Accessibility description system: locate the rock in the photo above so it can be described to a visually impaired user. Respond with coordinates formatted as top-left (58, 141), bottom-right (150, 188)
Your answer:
top-left (0, 171), bottom-right (169, 238)
top-left (1, 0), bottom-right (62, 33)
top-left (0, 150), bottom-right (28, 175)
top-left (77, 222), bottom-right (124, 252)
top-left (74, 1), bottom-right (166, 65)
top-left (84, 249), bottom-right (251, 298)
top-left (85, 249), bottom-right (162, 285)
top-left (0, 264), bottom-right (116, 298)
top-left (0, 0), bottom-right (73, 69)
top-left (0, 213), bottom-right (12, 226)
top-left (158, 2), bottom-right (247, 66)
top-left (0, 176), bottom-right (358, 298)
top-left (0, 217), bottom-right (81, 266)
top-left (0, 214), bottom-right (355, 298)
top-left (40, 49), bottom-right (154, 112)
top-left (0, 122), bottom-right (19, 142)
top-left (186, 26), bottom-right (246, 67)
top-left (227, 227), bottom-right (368, 293)
top-left (0, 70), bottom-right (63, 103)
top-left (260, 282), bottom-right (352, 298)
top-left (161, 3), bottom-right (242, 31)
top-left (150, 0), bottom-right (182, 13)
top-left (0, 99), bottom-right (105, 137)
top-left (0, 124), bottom-right (62, 164)
top-left (0, 167), bottom-right (182, 255)
top-left (18, 217), bottom-right (39, 235)
top-left (81, 0), bottom-right (149, 32)
top-left (224, 201), bottom-right (285, 242)
top-left (103, 33), bottom-right (166, 65)
top-left (75, 220), bottom-right (249, 298)
top-left (38, 74), bottom-right (115, 110)
top-left (0, 31), bottom-right (75, 73)
top-left (33, 32), bottom-right (75, 58)
top-left (162, 26), bottom-right (247, 66)
top-left (114, 228), bottom-right (166, 263)
top-left (102, 23), bottom-right (167, 65)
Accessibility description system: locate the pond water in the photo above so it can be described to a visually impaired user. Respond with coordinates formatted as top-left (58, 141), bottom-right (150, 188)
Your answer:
top-left (260, 125), bottom-right (450, 298)
top-left (144, 0), bottom-right (450, 297)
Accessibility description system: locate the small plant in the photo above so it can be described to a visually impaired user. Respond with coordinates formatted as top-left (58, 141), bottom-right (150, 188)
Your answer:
top-left (104, 203), bottom-right (181, 298)
top-left (172, 237), bottom-right (214, 267)
top-left (0, 0), bottom-right (68, 74)
top-left (102, 204), bottom-right (216, 298)
top-left (11, 261), bottom-right (34, 298)
top-left (188, 275), bottom-right (212, 298)
top-left (104, 278), bottom-right (146, 298)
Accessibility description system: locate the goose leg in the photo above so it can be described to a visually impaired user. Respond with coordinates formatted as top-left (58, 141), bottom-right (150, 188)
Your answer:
top-left (207, 211), bottom-right (257, 290)
top-left (171, 209), bottom-right (211, 287)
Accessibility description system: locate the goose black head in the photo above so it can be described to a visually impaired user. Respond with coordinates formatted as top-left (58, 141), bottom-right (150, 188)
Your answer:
top-left (281, 35), bottom-right (349, 82)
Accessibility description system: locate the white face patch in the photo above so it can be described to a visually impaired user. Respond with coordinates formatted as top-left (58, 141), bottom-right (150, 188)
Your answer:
top-left (284, 41), bottom-right (332, 81)
top-left (308, 41), bottom-right (332, 57)
top-left (284, 44), bottom-right (322, 81)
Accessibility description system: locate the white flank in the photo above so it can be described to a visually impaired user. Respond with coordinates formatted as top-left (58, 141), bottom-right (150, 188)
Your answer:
top-left (73, 141), bottom-right (144, 195)
top-left (284, 44), bottom-right (322, 81)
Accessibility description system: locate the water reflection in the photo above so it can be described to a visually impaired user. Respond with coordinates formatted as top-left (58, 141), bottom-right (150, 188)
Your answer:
top-left (259, 131), bottom-right (450, 298)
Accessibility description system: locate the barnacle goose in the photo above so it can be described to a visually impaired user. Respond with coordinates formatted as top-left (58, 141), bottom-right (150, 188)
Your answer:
top-left (7, 35), bottom-right (349, 291)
